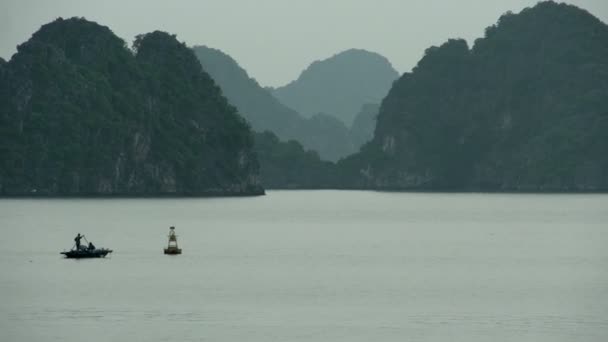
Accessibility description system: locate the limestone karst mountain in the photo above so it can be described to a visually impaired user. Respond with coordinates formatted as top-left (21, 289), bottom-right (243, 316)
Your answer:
top-left (0, 18), bottom-right (263, 195)
top-left (193, 45), bottom-right (356, 161)
top-left (271, 49), bottom-right (399, 126)
top-left (340, 2), bottom-right (608, 191)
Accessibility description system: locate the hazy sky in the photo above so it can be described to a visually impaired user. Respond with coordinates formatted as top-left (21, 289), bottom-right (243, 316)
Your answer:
top-left (2, 0), bottom-right (607, 87)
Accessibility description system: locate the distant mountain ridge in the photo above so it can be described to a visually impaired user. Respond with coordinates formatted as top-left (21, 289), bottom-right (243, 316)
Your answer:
top-left (193, 45), bottom-right (356, 161)
top-left (340, 1), bottom-right (608, 191)
top-left (271, 49), bottom-right (399, 125)
top-left (192, 46), bottom-right (301, 139)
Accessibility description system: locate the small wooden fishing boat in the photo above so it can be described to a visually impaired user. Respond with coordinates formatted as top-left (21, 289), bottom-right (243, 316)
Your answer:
top-left (164, 226), bottom-right (182, 255)
top-left (61, 234), bottom-right (112, 259)
top-left (61, 248), bottom-right (112, 258)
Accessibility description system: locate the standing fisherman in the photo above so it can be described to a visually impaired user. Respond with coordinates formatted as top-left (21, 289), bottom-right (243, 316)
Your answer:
top-left (74, 233), bottom-right (83, 250)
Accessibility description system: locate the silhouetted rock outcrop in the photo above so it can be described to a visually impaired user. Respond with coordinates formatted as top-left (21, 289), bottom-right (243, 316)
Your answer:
top-left (0, 18), bottom-right (263, 196)
top-left (341, 2), bottom-right (608, 191)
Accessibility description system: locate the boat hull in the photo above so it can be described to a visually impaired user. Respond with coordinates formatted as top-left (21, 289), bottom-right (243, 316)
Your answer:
top-left (61, 249), bottom-right (112, 259)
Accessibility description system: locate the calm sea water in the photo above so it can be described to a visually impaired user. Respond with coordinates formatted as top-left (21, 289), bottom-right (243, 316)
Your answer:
top-left (1, 191), bottom-right (607, 342)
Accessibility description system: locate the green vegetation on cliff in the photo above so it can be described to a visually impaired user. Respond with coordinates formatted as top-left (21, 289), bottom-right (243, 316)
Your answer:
top-left (0, 18), bottom-right (263, 196)
top-left (343, 2), bottom-right (608, 191)
top-left (254, 131), bottom-right (339, 189)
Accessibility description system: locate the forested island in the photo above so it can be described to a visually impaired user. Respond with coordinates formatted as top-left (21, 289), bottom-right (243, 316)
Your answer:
top-left (339, 1), bottom-right (608, 191)
top-left (1, 1), bottom-right (606, 195)
top-left (0, 18), bottom-right (263, 196)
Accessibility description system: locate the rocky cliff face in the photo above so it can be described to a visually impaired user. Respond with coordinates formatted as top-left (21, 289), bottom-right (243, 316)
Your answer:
top-left (0, 18), bottom-right (263, 196)
top-left (341, 2), bottom-right (608, 191)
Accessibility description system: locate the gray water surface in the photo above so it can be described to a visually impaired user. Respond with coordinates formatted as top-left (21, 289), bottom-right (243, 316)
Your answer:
top-left (1, 191), bottom-right (607, 341)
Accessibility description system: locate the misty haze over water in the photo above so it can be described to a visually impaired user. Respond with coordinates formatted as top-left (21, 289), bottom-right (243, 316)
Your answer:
top-left (1, 191), bottom-right (607, 341)
top-left (2, 1), bottom-right (608, 341)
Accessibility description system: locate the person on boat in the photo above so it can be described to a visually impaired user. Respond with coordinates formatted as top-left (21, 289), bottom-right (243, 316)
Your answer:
top-left (74, 233), bottom-right (83, 250)
top-left (88, 242), bottom-right (96, 250)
